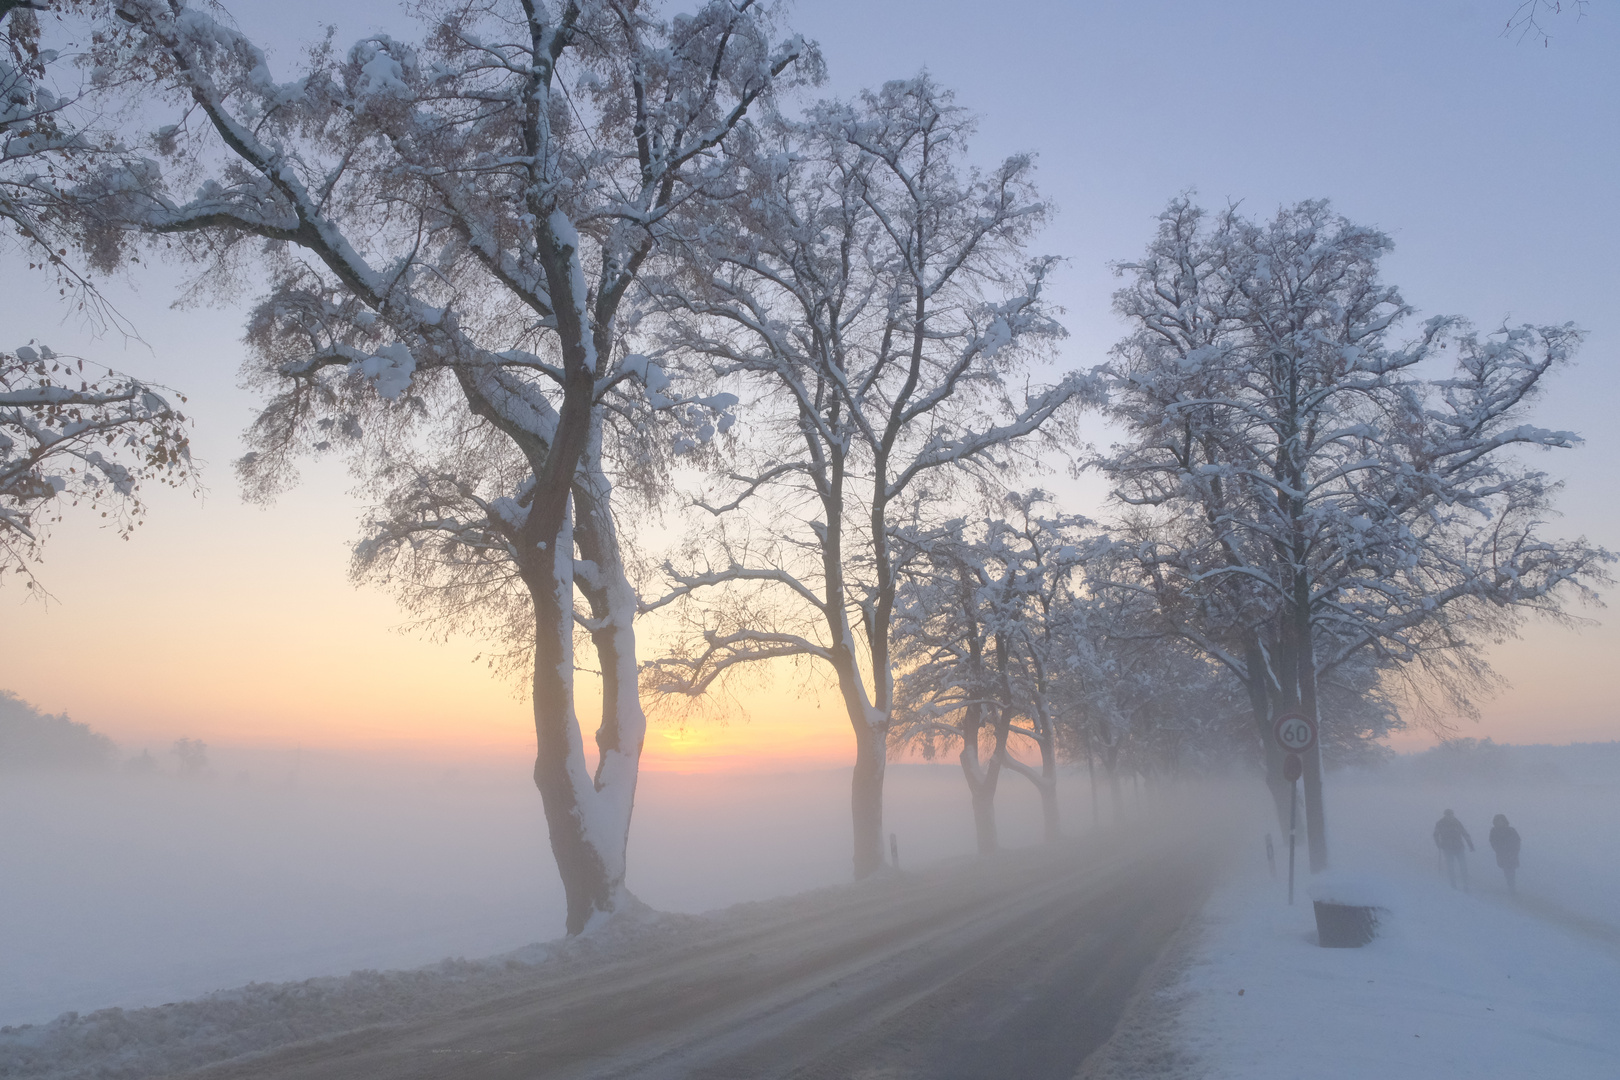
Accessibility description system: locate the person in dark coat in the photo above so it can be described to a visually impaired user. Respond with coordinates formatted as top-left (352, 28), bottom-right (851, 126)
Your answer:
top-left (1489, 813), bottom-right (1522, 892)
top-left (1433, 809), bottom-right (1474, 889)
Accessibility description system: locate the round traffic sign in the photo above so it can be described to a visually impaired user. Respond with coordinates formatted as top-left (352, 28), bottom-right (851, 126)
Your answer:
top-left (1283, 753), bottom-right (1303, 783)
top-left (1273, 712), bottom-right (1317, 754)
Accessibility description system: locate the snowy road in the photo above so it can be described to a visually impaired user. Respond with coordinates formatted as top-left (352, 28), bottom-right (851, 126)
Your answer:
top-left (183, 821), bottom-right (1225, 1080)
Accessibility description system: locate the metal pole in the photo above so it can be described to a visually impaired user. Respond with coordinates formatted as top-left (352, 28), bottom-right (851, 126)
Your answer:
top-left (1288, 780), bottom-right (1298, 905)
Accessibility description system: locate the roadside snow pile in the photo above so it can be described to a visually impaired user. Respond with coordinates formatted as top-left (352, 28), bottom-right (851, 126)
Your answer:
top-left (0, 874), bottom-right (899, 1080)
top-left (1175, 872), bottom-right (1620, 1078)
top-left (0, 905), bottom-right (676, 1080)
top-left (3, 762), bottom-right (1073, 1029)
top-left (1168, 781), bottom-right (1620, 1080)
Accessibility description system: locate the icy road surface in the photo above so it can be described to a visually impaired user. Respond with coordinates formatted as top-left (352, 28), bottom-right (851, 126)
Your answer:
top-left (181, 823), bottom-right (1225, 1080)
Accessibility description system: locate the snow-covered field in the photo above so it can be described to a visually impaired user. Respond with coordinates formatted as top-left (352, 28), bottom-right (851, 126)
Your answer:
top-left (9, 745), bottom-right (1618, 1079)
top-left (0, 750), bottom-right (1089, 1028)
top-left (1166, 766), bottom-right (1620, 1079)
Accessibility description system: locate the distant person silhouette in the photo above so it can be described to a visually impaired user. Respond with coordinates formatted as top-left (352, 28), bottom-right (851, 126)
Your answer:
top-left (1489, 814), bottom-right (1522, 892)
top-left (1433, 809), bottom-right (1474, 890)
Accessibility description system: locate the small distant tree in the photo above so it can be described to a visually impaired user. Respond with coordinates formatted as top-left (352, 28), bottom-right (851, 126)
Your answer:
top-left (890, 525), bottom-right (1016, 854)
top-left (891, 496), bottom-right (1088, 849)
top-left (171, 735), bottom-right (208, 776)
top-left (0, 688), bottom-right (116, 769)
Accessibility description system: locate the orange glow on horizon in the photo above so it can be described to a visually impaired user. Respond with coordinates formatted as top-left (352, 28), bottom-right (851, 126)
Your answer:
top-left (5, 459), bottom-right (1618, 771)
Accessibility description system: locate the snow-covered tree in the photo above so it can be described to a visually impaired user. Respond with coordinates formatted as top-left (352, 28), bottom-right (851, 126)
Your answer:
top-left (1097, 198), bottom-right (1610, 870)
top-left (890, 493), bottom-right (1089, 848)
top-left (0, 6), bottom-right (194, 591)
top-left (0, 687), bottom-right (117, 770)
top-left (86, 0), bottom-right (815, 933)
top-left (642, 77), bottom-right (1092, 878)
top-left (889, 527), bottom-right (1015, 854)
top-left (1, 345), bottom-right (192, 590)
top-left (2, 1), bottom-right (124, 320)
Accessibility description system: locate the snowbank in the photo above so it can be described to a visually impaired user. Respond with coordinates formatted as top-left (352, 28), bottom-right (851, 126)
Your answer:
top-left (0, 880), bottom-right (892, 1080)
top-left (1, 757), bottom-right (1087, 1028)
top-left (1166, 779), bottom-right (1620, 1079)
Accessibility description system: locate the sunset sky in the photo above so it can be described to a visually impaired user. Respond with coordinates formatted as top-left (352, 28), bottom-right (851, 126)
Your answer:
top-left (4, 0), bottom-right (1618, 769)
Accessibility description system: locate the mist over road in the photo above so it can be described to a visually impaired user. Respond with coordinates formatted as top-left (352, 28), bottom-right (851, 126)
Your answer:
top-left (187, 813), bottom-right (1228, 1080)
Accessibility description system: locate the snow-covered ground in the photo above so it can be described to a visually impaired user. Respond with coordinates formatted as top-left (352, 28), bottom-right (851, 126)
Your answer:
top-left (10, 745), bottom-right (1618, 1079)
top-left (0, 750), bottom-right (1089, 1028)
top-left (1167, 768), bottom-right (1620, 1079)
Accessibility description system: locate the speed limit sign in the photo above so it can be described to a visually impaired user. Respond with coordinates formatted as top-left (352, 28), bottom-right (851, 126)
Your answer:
top-left (1273, 712), bottom-right (1317, 755)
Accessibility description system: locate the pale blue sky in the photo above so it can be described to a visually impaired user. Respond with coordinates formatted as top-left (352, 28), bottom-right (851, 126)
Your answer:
top-left (7, 1), bottom-right (1616, 749)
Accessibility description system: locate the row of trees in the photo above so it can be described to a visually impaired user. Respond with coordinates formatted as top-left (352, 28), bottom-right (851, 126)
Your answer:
top-left (883, 200), bottom-right (1608, 870)
top-left (3, 0), bottom-right (1607, 932)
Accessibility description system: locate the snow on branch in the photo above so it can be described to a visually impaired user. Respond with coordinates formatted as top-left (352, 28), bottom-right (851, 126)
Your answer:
top-left (1, 345), bottom-right (194, 592)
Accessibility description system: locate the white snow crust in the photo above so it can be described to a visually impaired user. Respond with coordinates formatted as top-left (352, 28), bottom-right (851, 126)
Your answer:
top-left (0, 896), bottom-right (820, 1080)
top-left (0, 757), bottom-right (1080, 1078)
top-left (1167, 769), bottom-right (1620, 1079)
top-left (8, 750), bottom-right (1617, 1079)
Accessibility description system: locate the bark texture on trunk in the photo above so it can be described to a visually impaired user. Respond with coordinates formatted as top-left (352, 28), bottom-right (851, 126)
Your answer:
top-left (571, 453), bottom-right (647, 916)
top-left (1293, 571), bottom-right (1329, 873)
top-left (524, 427), bottom-right (647, 934)
top-left (528, 511), bottom-right (615, 935)
top-left (958, 698), bottom-right (1003, 855)
top-left (967, 774), bottom-right (998, 854)
top-left (851, 718), bottom-right (887, 878)
top-left (1035, 738), bottom-right (1059, 842)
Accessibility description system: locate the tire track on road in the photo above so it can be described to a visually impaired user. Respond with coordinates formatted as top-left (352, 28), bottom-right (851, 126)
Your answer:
top-left (184, 815), bottom-right (1231, 1080)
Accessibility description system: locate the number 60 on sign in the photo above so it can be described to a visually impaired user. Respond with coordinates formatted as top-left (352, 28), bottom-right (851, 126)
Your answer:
top-left (1273, 712), bottom-right (1317, 754)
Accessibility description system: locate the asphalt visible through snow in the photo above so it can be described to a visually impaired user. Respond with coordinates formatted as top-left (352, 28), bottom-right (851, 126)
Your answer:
top-left (184, 814), bottom-right (1230, 1080)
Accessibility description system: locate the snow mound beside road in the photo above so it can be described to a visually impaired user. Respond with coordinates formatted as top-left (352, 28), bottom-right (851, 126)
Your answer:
top-left (0, 903), bottom-right (685, 1080)
top-left (1166, 782), bottom-right (1620, 1080)
top-left (0, 876), bottom-right (895, 1080)
top-left (0, 939), bottom-right (577, 1080)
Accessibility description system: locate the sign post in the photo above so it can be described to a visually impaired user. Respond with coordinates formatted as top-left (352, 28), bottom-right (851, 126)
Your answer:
top-left (1273, 712), bottom-right (1317, 905)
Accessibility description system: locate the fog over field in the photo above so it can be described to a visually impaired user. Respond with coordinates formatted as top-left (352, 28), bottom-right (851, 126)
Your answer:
top-left (6, 739), bottom-right (1617, 1035)
top-left (2, 750), bottom-right (1095, 1028)
top-left (3, 2), bottom-right (1618, 1076)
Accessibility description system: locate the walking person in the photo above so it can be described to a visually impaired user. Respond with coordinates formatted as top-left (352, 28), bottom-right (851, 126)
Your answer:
top-left (1489, 814), bottom-right (1522, 892)
top-left (1433, 809), bottom-right (1474, 890)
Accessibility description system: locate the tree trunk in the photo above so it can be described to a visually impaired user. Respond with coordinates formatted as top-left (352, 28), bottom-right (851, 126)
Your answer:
top-left (526, 507), bottom-right (616, 935)
top-left (569, 454), bottom-right (646, 918)
top-left (1037, 736), bottom-right (1060, 843)
top-left (964, 765), bottom-right (999, 854)
top-left (959, 700), bottom-right (1002, 855)
top-left (852, 717), bottom-right (887, 877)
top-left (1085, 736), bottom-right (1099, 830)
top-left (1245, 637), bottom-right (1290, 832)
top-left (1293, 569), bottom-right (1330, 873)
